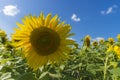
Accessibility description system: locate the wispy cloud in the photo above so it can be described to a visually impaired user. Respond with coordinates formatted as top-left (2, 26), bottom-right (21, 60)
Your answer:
top-left (92, 37), bottom-right (104, 41)
top-left (101, 5), bottom-right (118, 15)
top-left (71, 13), bottom-right (80, 22)
top-left (2, 5), bottom-right (20, 16)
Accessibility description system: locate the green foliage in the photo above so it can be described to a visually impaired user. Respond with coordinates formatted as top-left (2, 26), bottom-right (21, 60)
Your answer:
top-left (1, 30), bottom-right (120, 80)
top-left (17, 72), bottom-right (36, 80)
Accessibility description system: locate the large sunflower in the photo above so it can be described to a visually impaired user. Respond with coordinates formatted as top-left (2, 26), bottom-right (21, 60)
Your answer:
top-left (12, 13), bottom-right (75, 70)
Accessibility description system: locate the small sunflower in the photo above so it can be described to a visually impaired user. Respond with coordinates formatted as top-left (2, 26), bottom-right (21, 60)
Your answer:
top-left (92, 41), bottom-right (98, 47)
top-left (99, 38), bottom-right (104, 44)
top-left (12, 13), bottom-right (75, 70)
top-left (84, 35), bottom-right (91, 47)
top-left (108, 38), bottom-right (114, 45)
top-left (114, 46), bottom-right (120, 58)
top-left (0, 30), bottom-right (6, 37)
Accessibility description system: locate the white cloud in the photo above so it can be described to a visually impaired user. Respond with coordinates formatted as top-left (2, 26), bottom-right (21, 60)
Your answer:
top-left (106, 7), bottom-right (113, 14)
top-left (93, 37), bottom-right (104, 41)
top-left (101, 5), bottom-right (117, 15)
top-left (71, 13), bottom-right (80, 22)
top-left (2, 5), bottom-right (20, 16)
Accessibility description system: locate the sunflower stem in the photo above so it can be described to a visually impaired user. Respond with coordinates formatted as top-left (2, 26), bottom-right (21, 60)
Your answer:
top-left (103, 55), bottom-right (108, 80)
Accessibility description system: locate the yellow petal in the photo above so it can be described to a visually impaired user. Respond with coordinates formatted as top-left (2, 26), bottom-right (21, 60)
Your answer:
top-left (44, 13), bottom-right (52, 26)
top-left (49, 14), bottom-right (58, 28)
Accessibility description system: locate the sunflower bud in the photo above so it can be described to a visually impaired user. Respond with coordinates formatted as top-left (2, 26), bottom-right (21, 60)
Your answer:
top-left (99, 38), bottom-right (104, 44)
top-left (84, 35), bottom-right (91, 47)
top-left (108, 38), bottom-right (114, 45)
top-left (92, 41), bottom-right (98, 47)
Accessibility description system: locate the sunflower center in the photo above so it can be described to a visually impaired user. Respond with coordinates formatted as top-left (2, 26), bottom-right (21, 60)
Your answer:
top-left (30, 27), bottom-right (60, 56)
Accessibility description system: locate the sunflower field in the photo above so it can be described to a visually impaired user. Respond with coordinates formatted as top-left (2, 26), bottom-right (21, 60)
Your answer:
top-left (1, 13), bottom-right (120, 80)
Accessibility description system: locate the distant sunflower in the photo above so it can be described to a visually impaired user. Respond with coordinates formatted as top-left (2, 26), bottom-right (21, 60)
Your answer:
top-left (108, 38), bottom-right (114, 45)
top-left (114, 46), bottom-right (120, 58)
top-left (12, 13), bottom-right (75, 70)
top-left (84, 35), bottom-right (91, 47)
top-left (0, 30), bottom-right (6, 37)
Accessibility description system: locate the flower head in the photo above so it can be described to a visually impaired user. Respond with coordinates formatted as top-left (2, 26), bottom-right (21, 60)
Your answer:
top-left (84, 35), bottom-right (91, 47)
top-left (108, 38), bottom-right (114, 45)
top-left (0, 30), bottom-right (6, 37)
top-left (92, 41), bottom-right (98, 47)
top-left (12, 13), bottom-right (75, 70)
top-left (114, 46), bottom-right (120, 58)
top-left (99, 38), bottom-right (104, 44)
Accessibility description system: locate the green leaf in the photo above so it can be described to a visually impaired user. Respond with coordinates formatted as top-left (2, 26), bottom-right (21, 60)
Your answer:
top-left (39, 72), bottom-right (49, 79)
top-left (71, 63), bottom-right (82, 70)
top-left (39, 72), bottom-right (61, 80)
top-left (87, 64), bottom-right (103, 75)
top-left (17, 72), bottom-right (36, 80)
top-left (0, 65), bottom-right (3, 70)
top-left (0, 72), bottom-right (11, 80)
top-left (49, 73), bottom-right (61, 78)
top-left (39, 75), bottom-right (50, 80)
top-left (62, 75), bottom-right (76, 80)
top-left (109, 68), bottom-right (120, 76)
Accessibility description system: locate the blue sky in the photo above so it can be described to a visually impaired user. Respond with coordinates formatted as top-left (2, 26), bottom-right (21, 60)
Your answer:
top-left (0, 0), bottom-right (120, 42)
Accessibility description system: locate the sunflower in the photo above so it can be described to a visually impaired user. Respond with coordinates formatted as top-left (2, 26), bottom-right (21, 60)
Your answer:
top-left (92, 41), bottom-right (98, 47)
top-left (12, 13), bottom-right (75, 70)
top-left (0, 30), bottom-right (6, 37)
top-left (99, 38), bottom-right (104, 44)
top-left (84, 35), bottom-right (91, 47)
top-left (108, 38), bottom-right (114, 45)
top-left (114, 46), bottom-right (120, 58)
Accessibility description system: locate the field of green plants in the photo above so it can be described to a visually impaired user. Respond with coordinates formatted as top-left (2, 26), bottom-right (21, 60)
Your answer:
top-left (1, 29), bottom-right (120, 80)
